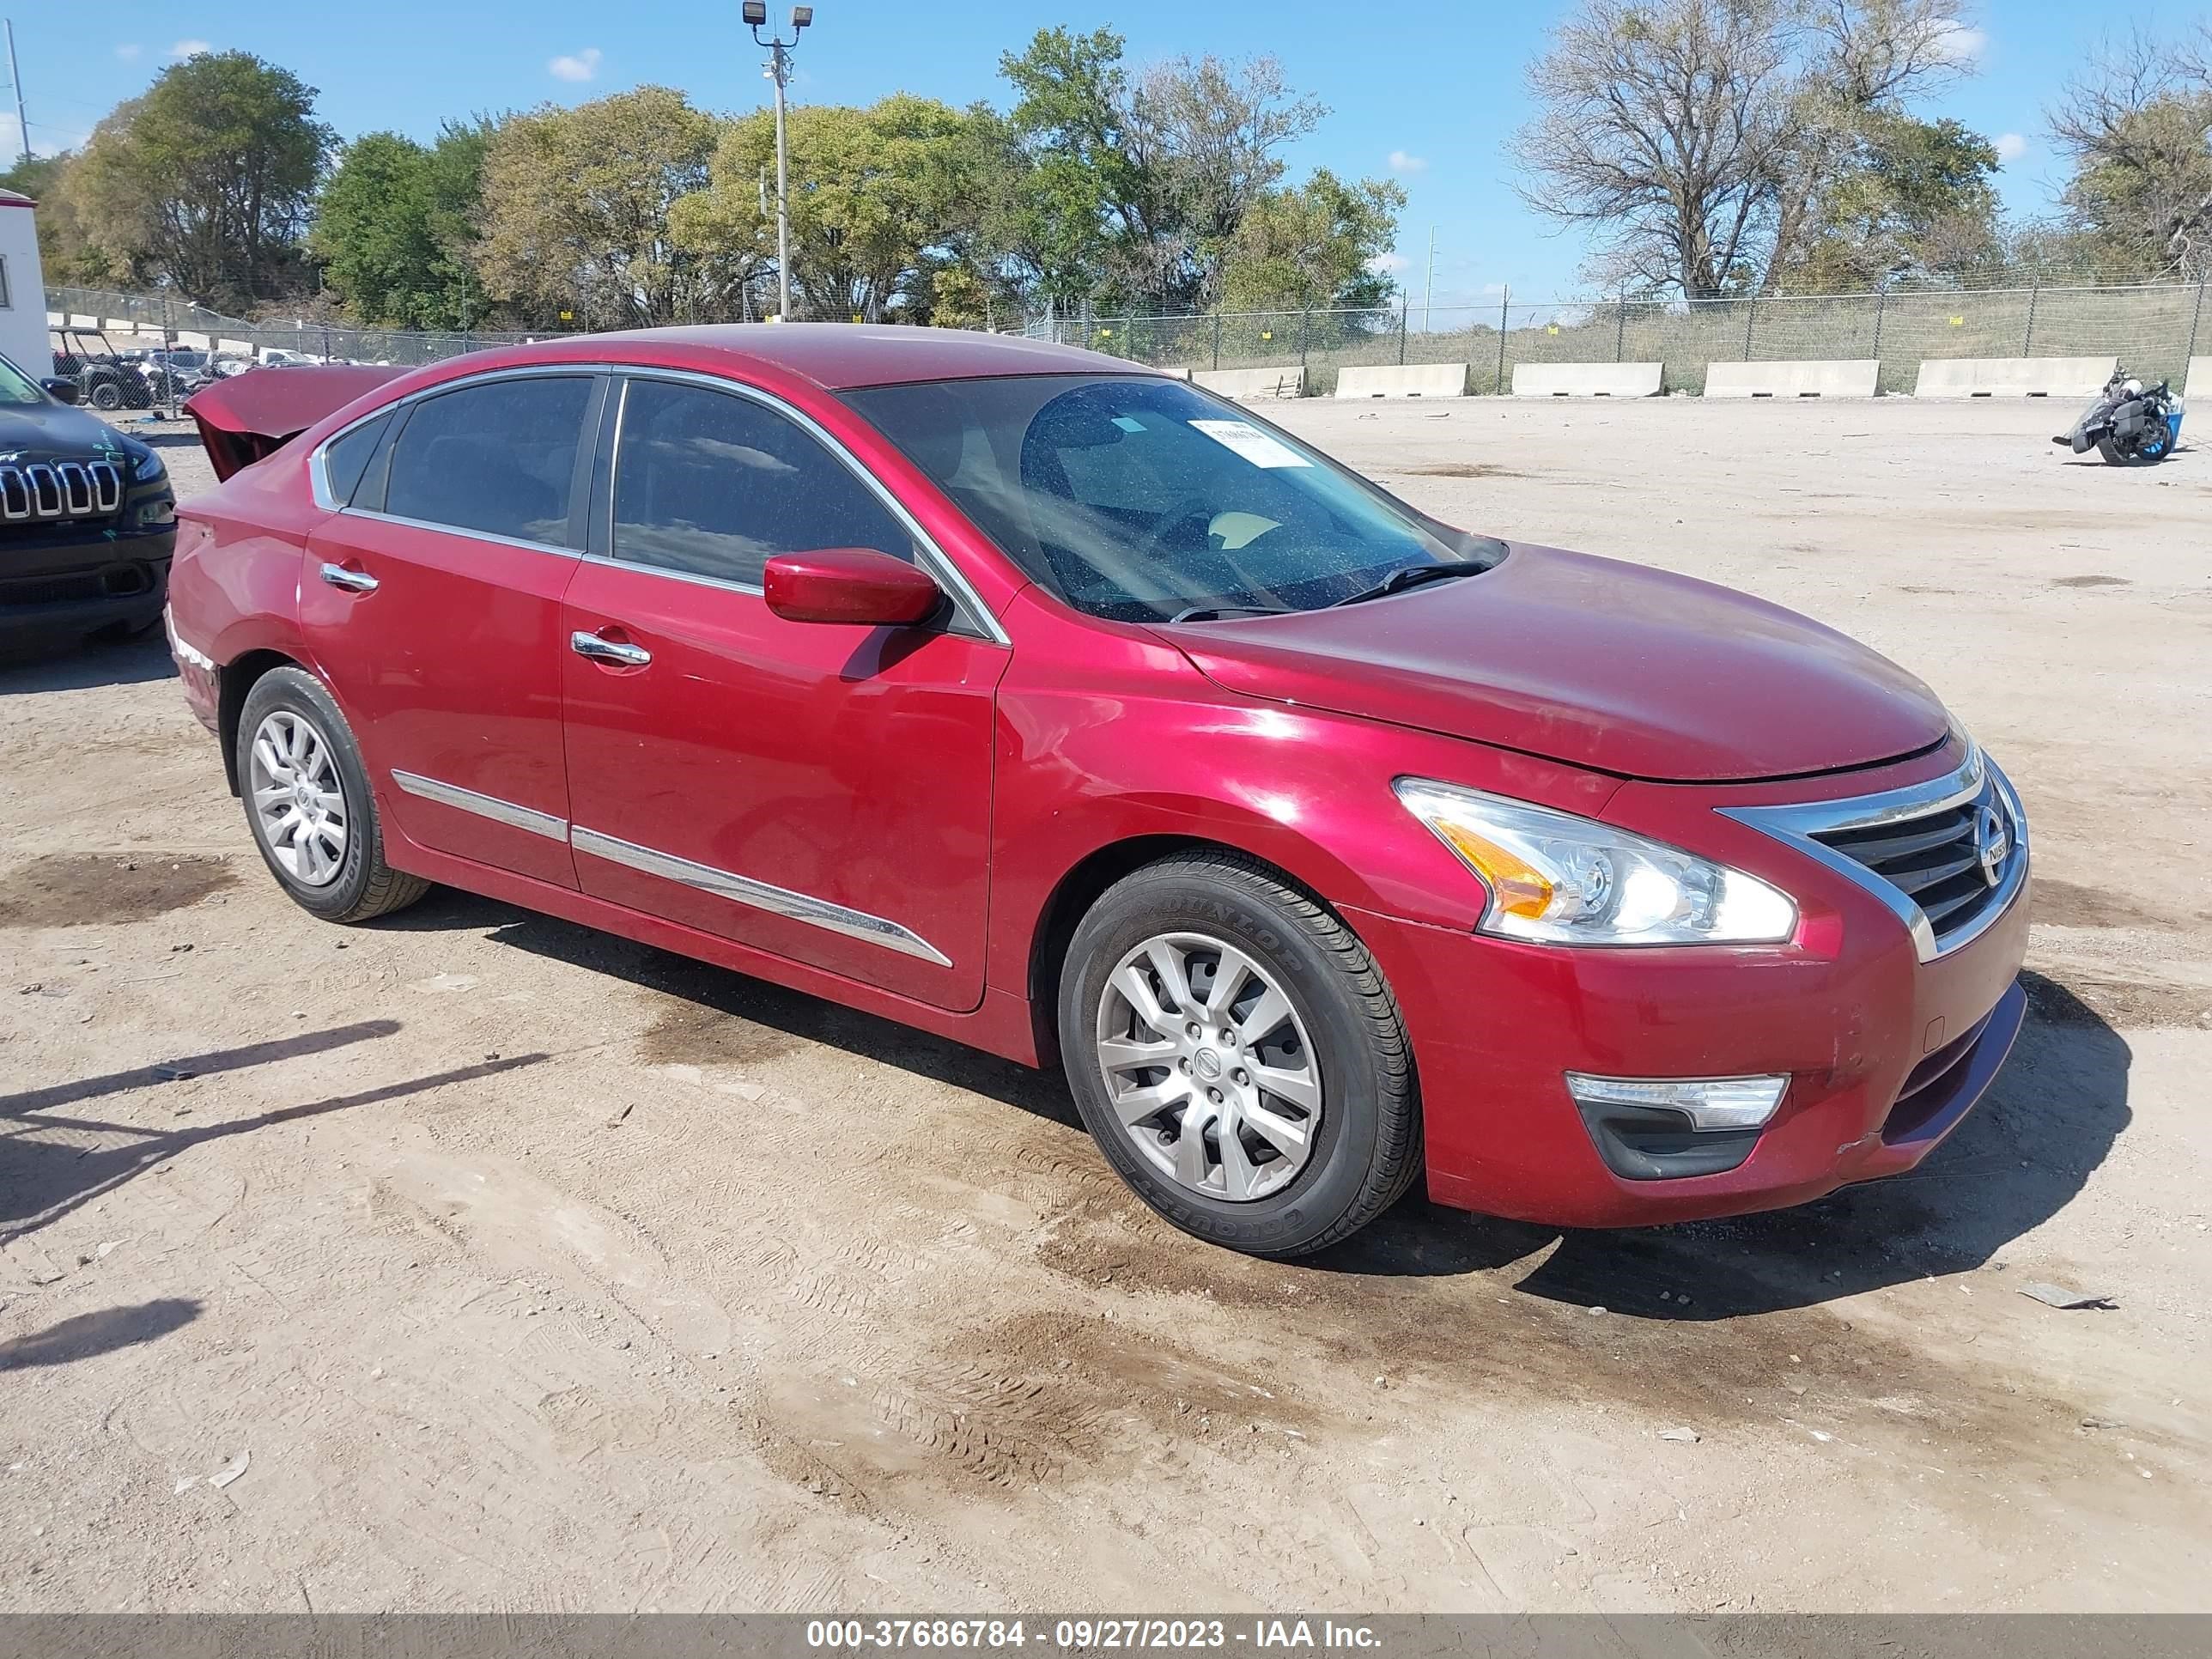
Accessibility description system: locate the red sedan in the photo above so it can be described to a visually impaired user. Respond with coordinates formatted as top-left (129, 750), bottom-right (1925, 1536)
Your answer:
top-left (167, 327), bottom-right (2029, 1257)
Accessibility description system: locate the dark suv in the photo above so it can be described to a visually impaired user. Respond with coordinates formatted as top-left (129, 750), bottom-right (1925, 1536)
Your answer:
top-left (0, 349), bottom-right (178, 648)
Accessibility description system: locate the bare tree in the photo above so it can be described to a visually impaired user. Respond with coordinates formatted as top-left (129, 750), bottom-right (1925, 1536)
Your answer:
top-left (1512, 0), bottom-right (1978, 296)
top-left (2048, 26), bottom-right (2212, 277)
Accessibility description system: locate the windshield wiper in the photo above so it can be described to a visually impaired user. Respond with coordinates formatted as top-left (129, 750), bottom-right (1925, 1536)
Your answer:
top-left (1328, 562), bottom-right (1486, 608)
top-left (1169, 604), bottom-right (1291, 623)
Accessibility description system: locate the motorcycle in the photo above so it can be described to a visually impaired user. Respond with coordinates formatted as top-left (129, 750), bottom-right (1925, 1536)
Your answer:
top-left (2054, 368), bottom-right (2184, 465)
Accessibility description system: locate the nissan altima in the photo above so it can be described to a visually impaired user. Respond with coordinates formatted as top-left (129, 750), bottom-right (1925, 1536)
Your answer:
top-left (167, 326), bottom-right (2028, 1257)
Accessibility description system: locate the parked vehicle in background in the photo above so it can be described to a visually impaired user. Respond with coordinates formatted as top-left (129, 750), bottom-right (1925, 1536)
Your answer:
top-left (2056, 367), bottom-right (2184, 465)
top-left (48, 325), bottom-right (158, 412)
top-left (0, 349), bottom-right (178, 648)
top-left (165, 325), bottom-right (2030, 1258)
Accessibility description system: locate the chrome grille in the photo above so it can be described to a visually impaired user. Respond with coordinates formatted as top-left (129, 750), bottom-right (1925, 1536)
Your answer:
top-left (1721, 744), bottom-right (2028, 963)
top-left (0, 461), bottom-right (124, 521)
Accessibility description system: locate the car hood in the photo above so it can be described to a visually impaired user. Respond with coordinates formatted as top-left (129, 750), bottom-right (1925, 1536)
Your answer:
top-left (0, 401), bottom-right (129, 459)
top-left (1152, 544), bottom-right (1952, 782)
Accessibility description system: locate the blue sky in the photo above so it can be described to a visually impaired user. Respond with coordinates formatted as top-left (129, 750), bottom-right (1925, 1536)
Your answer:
top-left (8, 1), bottom-right (2185, 308)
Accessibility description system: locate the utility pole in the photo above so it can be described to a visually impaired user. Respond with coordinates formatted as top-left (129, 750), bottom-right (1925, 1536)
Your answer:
top-left (5, 21), bottom-right (28, 165)
top-left (1423, 226), bottom-right (1437, 333)
top-left (744, 3), bottom-right (812, 323)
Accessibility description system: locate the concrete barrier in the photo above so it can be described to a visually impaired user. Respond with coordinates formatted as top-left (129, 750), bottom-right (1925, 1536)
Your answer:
top-left (1705, 359), bottom-right (1879, 398)
top-left (2185, 357), bottom-right (2209, 399)
top-left (1334, 362), bottom-right (1468, 399)
top-left (1912, 356), bottom-right (2115, 398)
top-left (1194, 365), bottom-right (1305, 401)
top-left (1511, 362), bottom-right (1663, 398)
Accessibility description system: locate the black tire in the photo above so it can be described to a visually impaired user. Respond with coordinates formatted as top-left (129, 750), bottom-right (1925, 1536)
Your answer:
top-left (234, 665), bottom-right (430, 923)
top-left (88, 380), bottom-right (125, 411)
top-left (1057, 852), bottom-right (1420, 1258)
top-left (2095, 433), bottom-right (2166, 465)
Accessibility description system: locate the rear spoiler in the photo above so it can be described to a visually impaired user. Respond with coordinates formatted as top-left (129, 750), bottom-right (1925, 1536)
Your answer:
top-left (185, 365), bottom-right (407, 481)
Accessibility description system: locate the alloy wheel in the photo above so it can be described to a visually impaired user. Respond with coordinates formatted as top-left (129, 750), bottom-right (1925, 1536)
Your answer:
top-left (1093, 931), bottom-right (1322, 1201)
top-left (247, 709), bottom-right (349, 887)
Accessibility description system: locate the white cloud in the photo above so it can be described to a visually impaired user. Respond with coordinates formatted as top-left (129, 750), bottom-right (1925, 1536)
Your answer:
top-left (169, 39), bottom-right (211, 58)
top-left (115, 43), bottom-right (143, 60)
top-left (1369, 252), bottom-right (1412, 275)
top-left (1480, 282), bottom-right (1508, 297)
top-left (1388, 149), bottom-right (1428, 174)
top-left (1932, 21), bottom-right (1985, 62)
top-left (1995, 131), bottom-right (2027, 161)
top-left (549, 46), bottom-right (603, 82)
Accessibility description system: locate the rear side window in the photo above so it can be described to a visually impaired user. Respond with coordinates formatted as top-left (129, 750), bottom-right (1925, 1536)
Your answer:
top-left (385, 376), bottom-right (594, 547)
top-left (611, 378), bottom-right (915, 586)
top-left (319, 413), bottom-right (390, 507)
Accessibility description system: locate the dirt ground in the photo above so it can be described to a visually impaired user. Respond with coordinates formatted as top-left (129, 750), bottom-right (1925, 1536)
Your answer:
top-left (2, 399), bottom-right (2208, 1614)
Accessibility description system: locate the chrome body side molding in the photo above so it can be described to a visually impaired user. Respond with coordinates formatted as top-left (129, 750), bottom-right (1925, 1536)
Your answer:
top-left (389, 769), bottom-right (571, 842)
top-left (570, 825), bottom-right (954, 968)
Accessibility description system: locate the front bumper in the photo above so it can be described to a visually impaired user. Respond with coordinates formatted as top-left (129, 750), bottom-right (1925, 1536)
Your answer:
top-left (1350, 742), bottom-right (2033, 1228)
top-left (0, 523), bottom-right (176, 647)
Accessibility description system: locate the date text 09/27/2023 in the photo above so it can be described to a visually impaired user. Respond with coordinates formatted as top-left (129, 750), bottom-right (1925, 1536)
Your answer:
top-left (804, 1619), bottom-right (1384, 1651)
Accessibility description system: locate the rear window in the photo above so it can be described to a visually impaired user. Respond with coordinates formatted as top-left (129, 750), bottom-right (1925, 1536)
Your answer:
top-left (384, 376), bottom-right (594, 547)
top-left (320, 413), bottom-right (390, 507)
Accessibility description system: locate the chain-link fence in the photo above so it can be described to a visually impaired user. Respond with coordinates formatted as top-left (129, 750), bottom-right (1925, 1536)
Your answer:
top-left (50, 276), bottom-right (2212, 404)
top-left (1034, 277), bottom-right (2212, 397)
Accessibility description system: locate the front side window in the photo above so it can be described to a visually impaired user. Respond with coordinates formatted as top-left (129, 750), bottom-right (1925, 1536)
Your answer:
top-left (612, 378), bottom-right (915, 587)
top-left (846, 375), bottom-right (1503, 623)
top-left (0, 349), bottom-right (45, 406)
top-left (384, 376), bottom-right (593, 546)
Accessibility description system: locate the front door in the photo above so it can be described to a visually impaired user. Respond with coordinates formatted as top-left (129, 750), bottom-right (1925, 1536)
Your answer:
top-left (302, 371), bottom-right (604, 888)
top-left (559, 373), bottom-right (1006, 1011)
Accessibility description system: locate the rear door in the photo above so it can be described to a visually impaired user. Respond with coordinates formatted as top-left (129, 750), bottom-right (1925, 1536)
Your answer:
top-left (558, 371), bottom-right (1008, 1011)
top-left (302, 370), bottom-right (605, 888)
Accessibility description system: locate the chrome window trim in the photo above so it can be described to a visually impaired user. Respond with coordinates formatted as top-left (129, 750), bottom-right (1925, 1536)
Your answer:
top-left (571, 825), bottom-right (955, 968)
top-left (1719, 741), bottom-right (2030, 963)
top-left (605, 367), bottom-right (1011, 647)
top-left (389, 768), bottom-right (570, 842)
top-left (307, 359), bottom-right (1010, 646)
top-left (343, 507), bottom-right (584, 562)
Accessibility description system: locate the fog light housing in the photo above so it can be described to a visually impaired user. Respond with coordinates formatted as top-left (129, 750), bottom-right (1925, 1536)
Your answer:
top-left (1565, 1073), bottom-right (1789, 1182)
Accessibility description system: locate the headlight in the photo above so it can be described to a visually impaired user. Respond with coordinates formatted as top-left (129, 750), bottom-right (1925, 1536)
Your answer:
top-left (1394, 778), bottom-right (1798, 946)
top-left (133, 448), bottom-right (167, 483)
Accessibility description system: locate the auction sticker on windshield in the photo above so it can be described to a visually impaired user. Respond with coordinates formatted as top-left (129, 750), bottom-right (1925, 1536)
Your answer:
top-left (1188, 419), bottom-right (1312, 469)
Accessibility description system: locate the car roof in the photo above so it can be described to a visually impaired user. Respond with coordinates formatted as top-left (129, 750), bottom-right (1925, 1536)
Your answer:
top-left (570, 322), bottom-right (1151, 392)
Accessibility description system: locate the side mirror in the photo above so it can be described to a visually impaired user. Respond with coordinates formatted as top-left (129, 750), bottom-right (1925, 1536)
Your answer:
top-left (763, 546), bottom-right (943, 627)
top-left (41, 378), bottom-right (79, 405)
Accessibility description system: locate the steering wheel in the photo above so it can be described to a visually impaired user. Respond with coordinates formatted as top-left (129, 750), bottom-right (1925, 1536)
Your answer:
top-left (1139, 495), bottom-right (1227, 558)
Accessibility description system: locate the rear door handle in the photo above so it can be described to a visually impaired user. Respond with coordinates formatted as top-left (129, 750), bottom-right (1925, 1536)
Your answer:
top-left (319, 562), bottom-right (379, 594)
top-left (570, 630), bottom-right (652, 668)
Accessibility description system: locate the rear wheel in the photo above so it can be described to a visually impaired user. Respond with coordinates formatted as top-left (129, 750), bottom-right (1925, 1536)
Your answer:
top-left (235, 666), bottom-right (428, 923)
top-left (2096, 428), bottom-right (2171, 465)
top-left (88, 380), bottom-right (125, 412)
top-left (1058, 852), bottom-right (1420, 1257)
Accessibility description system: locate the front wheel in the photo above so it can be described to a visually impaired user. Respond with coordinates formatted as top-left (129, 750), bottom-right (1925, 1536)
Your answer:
top-left (235, 666), bottom-right (429, 923)
top-left (1057, 852), bottom-right (1421, 1258)
top-left (88, 380), bottom-right (125, 411)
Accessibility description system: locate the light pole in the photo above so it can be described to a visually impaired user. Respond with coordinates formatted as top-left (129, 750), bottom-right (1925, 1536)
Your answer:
top-left (744, 2), bottom-right (811, 322)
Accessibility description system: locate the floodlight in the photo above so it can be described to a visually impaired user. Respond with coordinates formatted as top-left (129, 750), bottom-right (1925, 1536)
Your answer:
top-left (742, 2), bottom-right (768, 24)
top-left (792, 5), bottom-right (813, 27)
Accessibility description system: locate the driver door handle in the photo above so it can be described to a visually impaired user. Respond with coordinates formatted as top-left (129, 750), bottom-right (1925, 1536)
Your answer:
top-left (319, 562), bottom-right (379, 594)
top-left (570, 630), bottom-right (652, 668)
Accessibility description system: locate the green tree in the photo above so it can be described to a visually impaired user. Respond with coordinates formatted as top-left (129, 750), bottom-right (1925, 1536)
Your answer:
top-left (671, 94), bottom-right (1000, 323)
top-left (1779, 114), bottom-right (2002, 289)
top-left (313, 123), bottom-right (489, 328)
top-left (0, 153), bottom-right (113, 285)
top-left (70, 52), bottom-right (331, 309)
top-left (2050, 27), bottom-right (2212, 279)
top-left (472, 87), bottom-right (728, 329)
top-left (1217, 169), bottom-right (1407, 311)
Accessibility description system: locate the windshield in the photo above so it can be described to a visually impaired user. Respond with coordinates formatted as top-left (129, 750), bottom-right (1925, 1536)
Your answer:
top-left (845, 374), bottom-right (1503, 623)
top-left (0, 352), bottom-right (46, 406)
